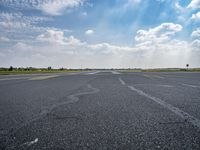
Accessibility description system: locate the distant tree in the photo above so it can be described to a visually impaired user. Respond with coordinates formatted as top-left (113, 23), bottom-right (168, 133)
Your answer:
top-left (186, 64), bottom-right (189, 70)
top-left (8, 66), bottom-right (13, 71)
top-left (48, 66), bottom-right (52, 70)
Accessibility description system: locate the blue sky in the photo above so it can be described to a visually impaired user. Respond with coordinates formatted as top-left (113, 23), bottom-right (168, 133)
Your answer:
top-left (0, 0), bottom-right (200, 68)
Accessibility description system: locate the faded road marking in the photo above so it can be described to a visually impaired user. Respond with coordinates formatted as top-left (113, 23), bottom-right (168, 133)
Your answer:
top-left (87, 71), bottom-right (100, 75)
top-left (154, 75), bottom-right (164, 79)
top-left (143, 74), bottom-right (153, 79)
top-left (182, 83), bottom-right (200, 88)
top-left (111, 71), bottom-right (121, 74)
top-left (119, 77), bottom-right (200, 129)
top-left (133, 84), bottom-right (173, 88)
top-left (29, 75), bottom-right (58, 80)
top-left (0, 77), bottom-right (29, 81)
top-left (143, 74), bottom-right (164, 79)
top-left (157, 85), bottom-right (173, 88)
top-left (20, 138), bottom-right (38, 147)
top-left (10, 138), bottom-right (39, 149)
top-left (119, 77), bottom-right (126, 85)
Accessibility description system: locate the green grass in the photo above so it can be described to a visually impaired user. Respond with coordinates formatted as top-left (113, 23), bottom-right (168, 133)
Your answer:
top-left (122, 68), bottom-right (200, 72)
top-left (119, 68), bottom-right (200, 73)
top-left (142, 68), bottom-right (200, 72)
top-left (120, 69), bottom-right (142, 73)
top-left (0, 70), bottom-right (87, 75)
top-left (1, 68), bottom-right (200, 75)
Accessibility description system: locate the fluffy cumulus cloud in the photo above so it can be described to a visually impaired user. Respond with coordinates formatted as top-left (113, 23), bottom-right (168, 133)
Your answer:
top-left (37, 29), bottom-right (82, 45)
top-left (0, 0), bottom-right (85, 15)
top-left (0, 0), bottom-right (200, 68)
top-left (191, 28), bottom-right (200, 38)
top-left (191, 28), bottom-right (200, 51)
top-left (1, 22), bottom-right (199, 68)
top-left (135, 23), bottom-right (183, 43)
top-left (85, 30), bottom-right (94, 35)
top-left (191, 39), bottom-right (200, 48)
top-left (187, 0), bottom-right (200, 9)
top-left (175, 0), bottom-right (200, 23)
top-left (191, 12), bottom-right (200, 21)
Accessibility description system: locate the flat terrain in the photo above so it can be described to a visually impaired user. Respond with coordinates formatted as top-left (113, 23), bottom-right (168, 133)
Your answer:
top-left (0, 71), bottom-right (200, 149)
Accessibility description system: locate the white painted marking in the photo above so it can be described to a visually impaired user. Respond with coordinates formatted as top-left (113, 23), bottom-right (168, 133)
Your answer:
top-left (111, 71), bottom-right (121, 74)
top-left (118, 77), bottom-right (200, 129)
top-left (133, 84), bottom-right (173, 88)
top-left (0, 77), bottom-right (29, 81)
top-left (143, 74), bottom-right (164, 79)
top-left (154, 75), bottom-right (164, 79)
top-left (158, 85), bottom-right (173, 88)
top-left (182, 84), bottom-right (200, 88)
top-left (119, 77), bottom-right (126, 85)
top-left (21, 138), bottom-right (38, 147)
top-left (143, 74), bottom-right (152, 79)
top-left (87, 71), bottom-right (100, 75)
top-left (28, 75), bottom-right (58, 80)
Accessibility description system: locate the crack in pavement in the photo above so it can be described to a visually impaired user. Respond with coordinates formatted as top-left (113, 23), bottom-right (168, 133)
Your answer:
top-left (159, 121), bottom-right (187, 125)
top-left (48, 113), bottom-right (82, 121)
top-left (118, 77), bottom-right (200, 130)
top-left (3, 84), bottom-right (100, 150)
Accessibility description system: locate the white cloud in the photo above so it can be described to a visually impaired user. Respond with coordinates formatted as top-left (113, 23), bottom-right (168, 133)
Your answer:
top-left (14, 42), bottom-right (32, 51)
top-left (1, 23), bottom-right (200, 68)
top-left (156, 0), bottom-right (166, 2)
top-left (135, 23), bottom-right (183, 43)
top-left (80, 12), bottom-right (87, 17)
top-left (0, 36), bottom-right (10, 42)
top-left (191, 39), bottom-right (200, 49)
top-left (128, 0), bottom-right (141, 4)
top-left (0, 12), bottom-right (72, 41)
top-left (39, 0), bottom-right (84, 15)
top-left (37, 29), bottom-right (66, 44)
top-left (37, 29), bottom-right (83, 45)
top-left (187, 0), bottom-right (200, 9)
top-left (175, 2), bottom-right (185, 12)
top-left (1, 0), bottom-right (85, 16)
top-left (0, 12), bottom-right (51, 33)
top-left (85, 30), bottom-right (94, 35)
top-left (191, 12), bottom-right (200, 21)
top-left (191, 28), bottom-right (200, 38)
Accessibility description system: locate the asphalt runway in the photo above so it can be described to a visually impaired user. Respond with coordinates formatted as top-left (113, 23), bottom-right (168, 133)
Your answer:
top-left (0, 71), bottom-right (200, 149)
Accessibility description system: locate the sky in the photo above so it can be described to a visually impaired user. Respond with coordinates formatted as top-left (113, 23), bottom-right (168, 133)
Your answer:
top-left (0, 0), bottom-right (200, 69)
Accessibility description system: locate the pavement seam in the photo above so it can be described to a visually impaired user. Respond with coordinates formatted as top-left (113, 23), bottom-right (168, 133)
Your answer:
top-left (118, 77), bottom-right (200, 130)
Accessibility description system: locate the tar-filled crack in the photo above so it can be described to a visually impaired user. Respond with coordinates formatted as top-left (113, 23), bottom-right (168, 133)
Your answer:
top-left (159, 121), bottom-right (187, 125)
top-left (2, 84), bottom-right (100, 150)
top-left (48, 112), bottom-right (82, 121)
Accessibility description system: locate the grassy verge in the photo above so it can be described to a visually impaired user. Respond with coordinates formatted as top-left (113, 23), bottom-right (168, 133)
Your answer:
top-left (142, 68), bottom-right (200, 72)
top-left (121, 68), bottom-right (200, 72)
top-left (0, 69), bottom-right (88, 75)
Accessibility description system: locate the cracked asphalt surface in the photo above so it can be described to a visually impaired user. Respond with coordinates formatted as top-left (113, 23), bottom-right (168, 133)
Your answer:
top-left (0, 71), bottom-right (200, 149)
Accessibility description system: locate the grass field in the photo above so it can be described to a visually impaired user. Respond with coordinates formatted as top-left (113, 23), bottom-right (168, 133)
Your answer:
top-left (0, 68), bottom-right (200, 75)
top-left (121, 68), bottom-right (200, 73)
top-left (0, 69), bottom-right (89, 75)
